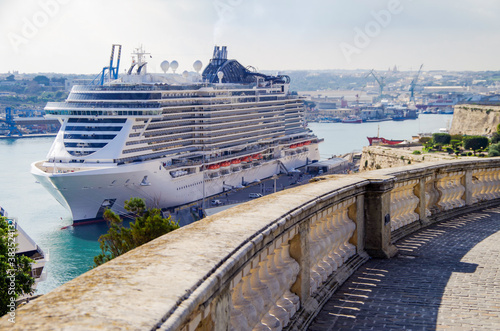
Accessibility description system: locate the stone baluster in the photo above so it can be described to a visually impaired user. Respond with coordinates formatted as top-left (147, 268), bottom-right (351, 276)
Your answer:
top-left (248, 265), bottom-right (280, 330)
top-left (230, 280), bottom-right (255, 331)
top-left (241, 273), bottom-right (268, 330)
top-left (390, 184), bottom-right (403, 230)
top-left (271, 244), bottom-right (296, 320)
top-left (486, 168), bottom-right (495, 200)
top-left (343, 198), bottom-right (357, 258)
top-left (457, 172), bottom-right (466, 207)
top-left (330, 208), bottom-right (346, 267)
top-left (318, 211), bottom-right (338, 274)
top-left (493, 168), bottom-right (500, 199)
top-left (308, 220), bottom-right (326, 293)
top-left (425, 176), bottom-right (438, 215)
top-left (325, 207), bottom-right (343, 271)
top-left (337, 200), bottom-right (355, 262)
top-left (436, 173), bottom-right (451, 210)
top-left (471, 169), bottom-right (481, 203)
top-left (280, 241), bottom-right (300, 313)
top-left (259, 256), bottom-right (287, 330)
top-left (316, 216), bottom-right (336, 279)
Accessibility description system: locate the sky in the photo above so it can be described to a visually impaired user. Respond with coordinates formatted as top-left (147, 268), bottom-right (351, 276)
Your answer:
top-left (0, 0), bottom-right (499, 74)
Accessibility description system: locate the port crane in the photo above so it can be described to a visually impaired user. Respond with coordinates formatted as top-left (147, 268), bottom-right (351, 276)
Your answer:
top-left (367, 69), bottom-right (386, 97)
top-left (92, 44), bottom-right (122, 85)
top-left (409, 64), bottom-right (423, 103)
top-left (1, 107), bottom-right (23, 136)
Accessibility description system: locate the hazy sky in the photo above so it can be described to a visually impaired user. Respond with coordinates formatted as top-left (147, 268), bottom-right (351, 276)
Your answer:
top-left (0, 0), bottom-right (499, 74)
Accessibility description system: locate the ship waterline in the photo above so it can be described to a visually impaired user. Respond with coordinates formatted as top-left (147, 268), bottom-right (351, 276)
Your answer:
top-left (32, 45), bottom-right (321, 223)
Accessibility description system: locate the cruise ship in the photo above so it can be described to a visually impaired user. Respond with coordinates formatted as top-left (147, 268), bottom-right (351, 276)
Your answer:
top-left (31, 45), bottom-right (321, 224)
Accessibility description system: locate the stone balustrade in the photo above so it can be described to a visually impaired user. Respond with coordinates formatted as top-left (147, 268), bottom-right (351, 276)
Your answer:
top-left (2, 158), bottom-right (500, 330)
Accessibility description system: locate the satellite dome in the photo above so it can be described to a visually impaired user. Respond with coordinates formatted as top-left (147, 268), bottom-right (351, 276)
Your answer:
top-left (160, 60), bottom-right (169, 73)
top-left (182, 70), bottom-right (189, 78)
top-left (217, 71), bottom-right (224, 83)
top-left (193, 60), bottom-right (203, 73)
top-left (170, 60), bottom-right (179, 73)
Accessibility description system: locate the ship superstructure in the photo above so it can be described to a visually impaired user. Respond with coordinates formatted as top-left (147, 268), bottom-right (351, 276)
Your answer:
top-left (32, 46), bottom-right (321, 223)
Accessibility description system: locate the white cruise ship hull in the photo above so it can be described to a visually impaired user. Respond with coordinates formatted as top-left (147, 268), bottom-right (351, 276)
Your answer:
top-left (32, 147), bottom-right (319, 223)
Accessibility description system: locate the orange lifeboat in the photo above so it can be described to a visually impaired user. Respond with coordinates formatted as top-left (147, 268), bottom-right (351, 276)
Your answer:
top-left (208, 163), bottom-right (220, 170)
top-left (304, 140), bottom-right (311, 145)
top-left (231, 158), bottom-right (241, 164)
top-left (220, 161), bottom-right (231, 167)
top-left (242, 156), bottom-right (251, 162)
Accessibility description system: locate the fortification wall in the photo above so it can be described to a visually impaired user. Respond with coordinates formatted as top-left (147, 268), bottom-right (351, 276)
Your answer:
top-left (450, 105), bottom-right (500, 136)
top-left (360, 146), bottom-right (455, 171)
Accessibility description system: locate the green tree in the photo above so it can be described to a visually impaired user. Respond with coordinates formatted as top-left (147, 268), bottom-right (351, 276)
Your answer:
top-left (33, 75), bottom-right (50, 86)
top-left (5, 75), bottom-right (15, 82)
top-left (432, 133), bottom-right (451, 145)
top-left (463, 136), bottom-right (489, 154)
top-left (93, 198), bottom-right (179, 267)
top-left (0, 217), bottom-right (35, 317)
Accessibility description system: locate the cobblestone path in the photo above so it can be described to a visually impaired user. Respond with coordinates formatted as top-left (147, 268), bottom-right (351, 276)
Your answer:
top-left (309, 206), bottom-right (500, 330)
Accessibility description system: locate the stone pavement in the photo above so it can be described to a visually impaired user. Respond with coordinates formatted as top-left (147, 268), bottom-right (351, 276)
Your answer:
top-left (309, 206), bottom-right (500, 330)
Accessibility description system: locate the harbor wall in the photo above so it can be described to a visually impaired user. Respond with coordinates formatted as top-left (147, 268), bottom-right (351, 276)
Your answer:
top-left (450, 104), bottom-right (500, 136)
top-left (360, 145), bottom-right (455, 171)
top-left (3, 158), bottom-right (500, 330)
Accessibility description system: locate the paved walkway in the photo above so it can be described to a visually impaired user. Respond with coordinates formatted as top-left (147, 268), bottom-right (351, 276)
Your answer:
top-left (309, 206), bottom-right (500, 330)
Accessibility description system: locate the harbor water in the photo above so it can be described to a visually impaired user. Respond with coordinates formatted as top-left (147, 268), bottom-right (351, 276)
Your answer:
top-left (0, 114), bottom-right (452, 294)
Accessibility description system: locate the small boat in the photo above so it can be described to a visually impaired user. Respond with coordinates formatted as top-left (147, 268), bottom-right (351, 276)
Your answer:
top-left (342, 116), bottom-right (362, 123)
top-left (367, 137), bottom-right (404, 146)
top-left (231, 158), bottom-right (241, 164)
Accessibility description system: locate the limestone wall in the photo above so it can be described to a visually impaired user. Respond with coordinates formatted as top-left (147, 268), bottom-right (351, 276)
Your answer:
top-left (360, 146), bottom-right (455, 171)
top-left (450, 104), bottom-right (500, 136)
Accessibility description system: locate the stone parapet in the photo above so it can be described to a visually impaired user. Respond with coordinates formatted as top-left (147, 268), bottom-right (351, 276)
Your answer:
top-left (2, 158), bottom-right (500, 330)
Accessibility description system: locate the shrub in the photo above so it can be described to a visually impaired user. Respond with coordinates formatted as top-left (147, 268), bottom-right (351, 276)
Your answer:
top-left (419, 136), bottom-right (432, 144)
top-left (467, 152), bottom-right (473, 156)
top-left (432, 133), bottom-right (451, 145)
top-left (463, 136), bottom-right (489, 153)
top-left (489, 142), bottom-right (500, 157)
top-left (412, 150), bottom-right (421, 155)
top-left (478, 153), bottom-right (485, 157)
top-left (491, 132), bottom-right (500, 144)
top-left (450, 134), bottom-right (463, 141)
top-left (450, 139), bottom-right (461, 148)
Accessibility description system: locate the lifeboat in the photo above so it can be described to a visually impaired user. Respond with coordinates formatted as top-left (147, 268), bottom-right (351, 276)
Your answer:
top-left (220, 161), bottom-right (231, 167)
top-left (231, 158), bottom-right (241, 164)
top-left (290, 144), bottom-right (297, 149)
top-left (242, 156), bottom-right (251, 162)
top-left (208, 163), bottom-right (220, 170)
top-left (304, 141), bottom-right (311, 145)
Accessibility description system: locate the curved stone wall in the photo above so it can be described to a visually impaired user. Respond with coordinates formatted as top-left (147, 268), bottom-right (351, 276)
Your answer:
top-left (2, 158), bottom-right (500, 330)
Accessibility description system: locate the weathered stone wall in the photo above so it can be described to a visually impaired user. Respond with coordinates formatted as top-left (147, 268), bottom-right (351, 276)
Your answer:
top-left (3, 159), bottom-right (500, 330)
top-left (450, 104), bottom-right (500, 136)
top-left (360, 146), bottom-right (455, 171)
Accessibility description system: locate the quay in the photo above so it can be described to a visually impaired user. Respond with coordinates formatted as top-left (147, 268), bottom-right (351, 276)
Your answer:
top-left (1, 158), bottom-right (500, 330)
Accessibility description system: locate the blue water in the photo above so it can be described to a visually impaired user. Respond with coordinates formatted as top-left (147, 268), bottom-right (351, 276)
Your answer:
top-left (0, 114), bottom-right (452, 294)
